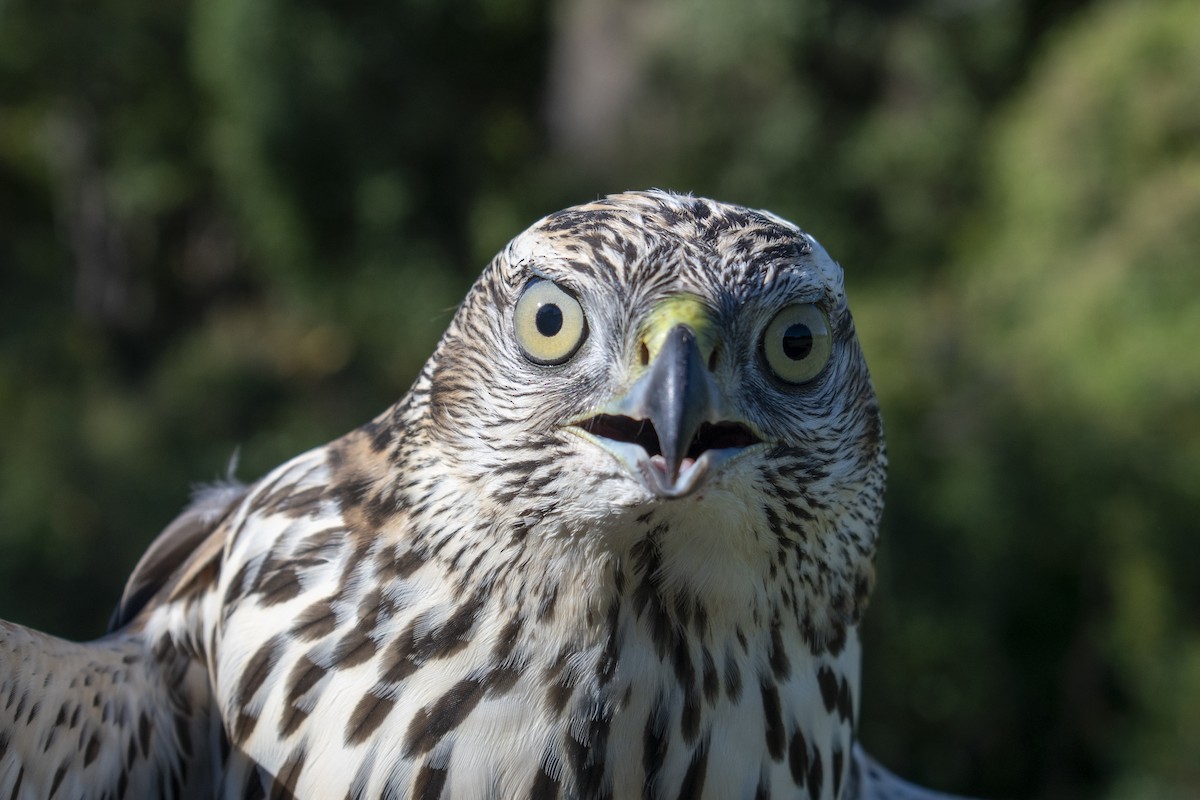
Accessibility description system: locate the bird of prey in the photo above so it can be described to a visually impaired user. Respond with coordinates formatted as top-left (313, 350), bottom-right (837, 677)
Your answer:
top-left (0, 191), bottom-right (969, 799)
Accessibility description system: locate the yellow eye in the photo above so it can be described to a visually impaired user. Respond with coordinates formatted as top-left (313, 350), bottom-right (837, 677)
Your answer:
top-left (762, 304), bottom-right (832, 384)
top-left (514, 279), bottom-right (587, 365)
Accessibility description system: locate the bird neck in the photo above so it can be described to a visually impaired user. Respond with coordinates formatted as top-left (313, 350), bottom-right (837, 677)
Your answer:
top-left (493, 525), bottom-right (863, 799)
top-left (308, 417), bottom-right (864, 797)
top-left (399, 511), bottom-right (863, 798)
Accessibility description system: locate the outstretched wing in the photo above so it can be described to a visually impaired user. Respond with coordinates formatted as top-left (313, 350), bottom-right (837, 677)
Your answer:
top-left (0, 623), bottom-right (216, 800)
top-left (0, 485), bottom-right (246, 800)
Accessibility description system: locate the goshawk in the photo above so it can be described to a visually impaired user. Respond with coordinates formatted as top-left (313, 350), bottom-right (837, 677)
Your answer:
top-left (0, 191), bottom-right (968, 799)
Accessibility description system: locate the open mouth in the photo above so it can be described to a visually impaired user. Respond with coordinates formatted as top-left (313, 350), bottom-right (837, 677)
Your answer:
top-left (576, 414), bottom-right (763, 497)
top-left (579, 415), bottom-right (761, 460)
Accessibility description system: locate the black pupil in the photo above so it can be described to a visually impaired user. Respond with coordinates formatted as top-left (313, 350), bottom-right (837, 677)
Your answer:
top-left (781, 323), bottom-right (813, 360)
top-left (536, 303), bottom-right (564, 337)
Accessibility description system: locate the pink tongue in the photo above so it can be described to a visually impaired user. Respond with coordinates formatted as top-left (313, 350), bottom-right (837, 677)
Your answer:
top-left (648, 455), bottom-right (697, 481)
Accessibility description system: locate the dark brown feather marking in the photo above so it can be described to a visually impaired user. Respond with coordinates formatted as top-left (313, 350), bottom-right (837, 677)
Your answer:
top-left (529, 764), bottom-right (561, 800)
top-left (254, 563), bottom-right (302, 607)
top-left (174, 711), bottom-right (194, 757)
top-left (681, 686), bottom-right (701, 745)
top-left (768, 623), bottom-right (791, 680)
top-left (270, 746), bottom-right (307, 800)
top-left (138, 710), bottom-right (152, 757)
top-left (225, 634), bottom-right (280, 735)
top-left (595, 602), bottom-right (621, 687)
top-left (345, 688), bottom-right (396, 745)
top-left (837, 676), bottom-right (855, 722)
top-left (816, 666), bottom-right (839, 714)
top-left (677, 739), bottom-right (709, 800)
top-left (403, 677), bottom-right (487, 757)
top-left (642, 694), bottom-right (669, 800)
top-left (290, 600), bottom-right (337, 642)
top-left (832, 747), bottom-right (845, 798)
top-left (700, 647), bottom-right (719, 703)
top-left (761, 680), bottom-right (785, 761)
top-left (330, 627), bottom-right (378, 669)
top-left (807, 747), bottom-right (824, 800)
top-left (564, 696), bottom-right (611, 800)
top-left (285, 655), bottom-right (327, 705)
top-left (48, 762), bottom-right (67, 799)
top-left (270, 485), bottom-right (326, 519)
top-left (788, 728), bottom-right (809, 787)
top-left (382, 548), bottom-right (426, 581)
top-left (724, 652), bottom-right (743, 702)
top-left (492, 617), bottom-right (522, 664)
top-left (412, 760), bottom-right (449, 800)
top-left (223, 560), bottom-right (256, 609)
top-left (242, 766), bottom-right (265, 799)
top-left (379, 625), bottom-right (419, 685)
top-left (379, 595), bottom-right (483, 686)
top-left (279, 655), bottom-right (327, 737)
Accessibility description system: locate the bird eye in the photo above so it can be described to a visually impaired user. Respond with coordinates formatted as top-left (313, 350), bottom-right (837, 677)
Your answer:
top-left (762, 304), bottom-right (832, 384)
top-left (514, 279), bottom-right (587, 365)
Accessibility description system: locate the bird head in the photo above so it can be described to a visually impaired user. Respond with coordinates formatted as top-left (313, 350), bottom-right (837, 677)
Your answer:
top-left (417, 190), bottom-right (885, 643)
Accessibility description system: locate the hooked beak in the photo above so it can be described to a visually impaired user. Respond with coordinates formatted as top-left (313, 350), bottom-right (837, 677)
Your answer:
top-left (570, 298), bottom-right (763, 497)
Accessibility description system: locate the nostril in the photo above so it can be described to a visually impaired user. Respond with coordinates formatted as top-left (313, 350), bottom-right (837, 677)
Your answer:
top-left (707, 345), bottom-right (719, 372)
top-left (638, 342), bottom-right (650, 367)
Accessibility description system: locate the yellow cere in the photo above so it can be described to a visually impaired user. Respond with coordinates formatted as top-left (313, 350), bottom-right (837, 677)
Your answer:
top-left (638, 295), bottom-right (719, 369)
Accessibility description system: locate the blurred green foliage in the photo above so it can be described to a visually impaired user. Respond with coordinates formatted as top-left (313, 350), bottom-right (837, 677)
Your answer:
top-left (1, 0), bottom-right (1196, 796)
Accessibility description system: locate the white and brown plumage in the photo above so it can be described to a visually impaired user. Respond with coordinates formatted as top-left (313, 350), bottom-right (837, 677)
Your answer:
top-left (0, 191), bottom-right (967, 799)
